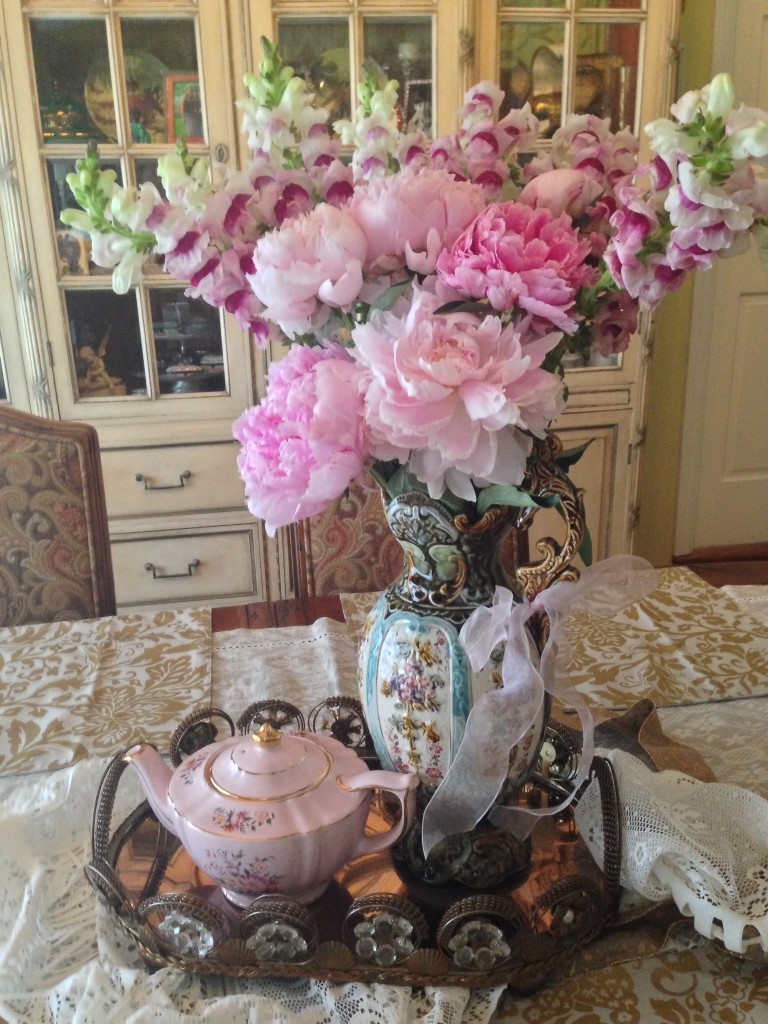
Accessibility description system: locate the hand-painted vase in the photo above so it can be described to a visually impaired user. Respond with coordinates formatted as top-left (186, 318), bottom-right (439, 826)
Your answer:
top-left (356, 491), bottom-right (544, 886)
top-left (357, 435), bottom-right (587, 886)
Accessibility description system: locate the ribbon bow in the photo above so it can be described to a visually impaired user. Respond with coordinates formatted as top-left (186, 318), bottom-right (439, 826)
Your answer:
top-left (421, 555), bottom-right (659, 857)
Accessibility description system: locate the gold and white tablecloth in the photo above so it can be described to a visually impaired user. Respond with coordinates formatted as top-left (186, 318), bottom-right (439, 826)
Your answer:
top-left (1, 567), bottom-right (768, 1024)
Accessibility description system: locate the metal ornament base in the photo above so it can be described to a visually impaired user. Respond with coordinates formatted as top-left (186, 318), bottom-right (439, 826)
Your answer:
top-left (87, 698), bottom-right (623, 991)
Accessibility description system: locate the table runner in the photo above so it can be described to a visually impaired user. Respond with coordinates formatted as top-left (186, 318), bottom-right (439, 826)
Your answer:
top-left (210, 617), bottom-right (359, 715)
top-left (0, 609), bottom-right (211, 775)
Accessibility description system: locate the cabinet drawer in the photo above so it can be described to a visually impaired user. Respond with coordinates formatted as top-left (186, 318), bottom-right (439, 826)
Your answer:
top-left (102, 443), bottom-right (245, 518)
top-left (112, 529), bottom-right (261, 606)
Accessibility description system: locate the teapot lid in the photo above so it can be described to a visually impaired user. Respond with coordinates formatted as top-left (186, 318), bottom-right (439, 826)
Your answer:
top-left (206, 723), bottom-right (332, 801)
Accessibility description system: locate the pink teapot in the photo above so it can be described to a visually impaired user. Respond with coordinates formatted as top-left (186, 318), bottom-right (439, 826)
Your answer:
top-left (125, 723), bottom-right (417, 906)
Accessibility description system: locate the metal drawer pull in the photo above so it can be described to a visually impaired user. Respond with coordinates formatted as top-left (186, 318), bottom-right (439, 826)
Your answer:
top-left (144, 559), bottom-right (201, 579)
top-left (135, 470), bottom-right (192, 490)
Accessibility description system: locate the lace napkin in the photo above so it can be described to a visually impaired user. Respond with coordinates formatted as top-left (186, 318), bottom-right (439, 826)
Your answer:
top-left (0, 609), bottom-right (211, 774)
top-left (576, 749), bottom-right (768, 956)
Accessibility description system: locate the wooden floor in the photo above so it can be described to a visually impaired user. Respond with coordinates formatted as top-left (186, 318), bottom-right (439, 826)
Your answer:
top-left (684, 560), bottom-right (768, 587)
top-left (674, 542), bottom-right (768, 587)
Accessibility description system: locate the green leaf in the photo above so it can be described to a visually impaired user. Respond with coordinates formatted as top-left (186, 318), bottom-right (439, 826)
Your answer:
top-left (556, 439), bottom-right (593, 470)
top-left (578, 524), bottom-right (594, 566)
top-left (433, 299), bottom-right (491, 317)
top-left (369, 279), bottom-right (412, 313)
top-left (476, 485), bottom-right (558, 516)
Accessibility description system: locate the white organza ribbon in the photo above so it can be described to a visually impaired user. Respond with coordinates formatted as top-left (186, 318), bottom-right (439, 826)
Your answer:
top-left (421, 555), bottom-right (659, 857)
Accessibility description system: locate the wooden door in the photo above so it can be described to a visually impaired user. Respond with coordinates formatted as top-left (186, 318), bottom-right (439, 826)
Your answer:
top-left (676, 0), bottom-right (768, 552)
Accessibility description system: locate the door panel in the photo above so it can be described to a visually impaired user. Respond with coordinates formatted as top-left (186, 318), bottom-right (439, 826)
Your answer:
top-left (676, 0), bottom-right (768, 551)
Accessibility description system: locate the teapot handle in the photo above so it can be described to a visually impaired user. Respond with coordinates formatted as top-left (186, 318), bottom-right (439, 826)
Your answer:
top-left (341, 770), bottom-right (418, 857)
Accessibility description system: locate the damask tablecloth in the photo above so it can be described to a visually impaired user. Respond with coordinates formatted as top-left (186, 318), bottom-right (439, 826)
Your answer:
top-left (0, 608), bottom-right (211, 775)
top-left (2, 569), bottom-right (768, 1024)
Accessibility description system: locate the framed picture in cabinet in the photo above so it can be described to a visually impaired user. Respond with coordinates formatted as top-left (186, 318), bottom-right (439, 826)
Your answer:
top-left (166, 74), bottom-right (204, 144)
top-left (403, 79), bottom-right (432, 135)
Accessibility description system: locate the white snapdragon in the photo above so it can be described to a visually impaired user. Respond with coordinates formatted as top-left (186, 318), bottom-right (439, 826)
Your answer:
top-left (728, 118), bottom-right (768, 160)
top-left (108, 182), bottom-right (161, 233)
top-left (705, 73), bottom-right (737, 120)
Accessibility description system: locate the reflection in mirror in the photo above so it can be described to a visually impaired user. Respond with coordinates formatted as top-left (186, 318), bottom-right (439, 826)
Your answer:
top-left (499, 19), bottom-right (641, 134)
top-left (499, 22), bottom-right (566, 130)
top-left (278, 18), bottom-right (351, 123)
top-left (65, 290), bottom-right (145, 399)
top-left (119, 18), bottom-right (200, 145)
top-left (149, 289), bottom-right (226, 396)
top-left (576, 22), bottom-right (640, 131)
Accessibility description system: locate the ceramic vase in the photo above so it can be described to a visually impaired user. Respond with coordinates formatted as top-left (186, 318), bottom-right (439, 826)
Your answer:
top-left (357, 435), bottom-right (587, 887)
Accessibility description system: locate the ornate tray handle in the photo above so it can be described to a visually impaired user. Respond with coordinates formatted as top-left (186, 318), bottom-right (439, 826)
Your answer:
top-left (513, 433), bottom-right (587, 602)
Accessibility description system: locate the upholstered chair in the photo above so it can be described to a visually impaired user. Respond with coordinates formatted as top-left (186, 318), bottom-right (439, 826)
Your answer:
top-left (289, 474), bottom-right (403, 597)
top-left (0, 406), bottom-right (116, 625)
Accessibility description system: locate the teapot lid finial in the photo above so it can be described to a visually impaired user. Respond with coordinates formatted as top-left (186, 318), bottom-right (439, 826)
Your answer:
top-left (252, 722), bottom-right (282, 745)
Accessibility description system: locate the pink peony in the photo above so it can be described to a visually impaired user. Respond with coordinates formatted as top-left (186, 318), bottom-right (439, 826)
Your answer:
top-left (435, 201), bottom-right (595, 334)
top-left (247, 203), bottom-right (368, 338)
top-left (233, 345), bottom-right (369, 535)
top-left (345, 168), bottom-right (486, 276)
top-left (351, 286), bottom-right (565, 500)
top-left (519, 168), bottom-right (603, 218)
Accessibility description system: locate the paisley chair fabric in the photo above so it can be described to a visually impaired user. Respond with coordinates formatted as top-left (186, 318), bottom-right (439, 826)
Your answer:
top-left (289, 474), bottom-right (404, 597)
top-left (289, 473), bottom-right (529, 598)
top-left (0, 406), bottom-right (116, 625)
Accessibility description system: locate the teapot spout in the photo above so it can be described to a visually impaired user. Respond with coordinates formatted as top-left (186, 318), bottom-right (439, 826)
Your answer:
top-left (123, 743), bottom-right (178, 836)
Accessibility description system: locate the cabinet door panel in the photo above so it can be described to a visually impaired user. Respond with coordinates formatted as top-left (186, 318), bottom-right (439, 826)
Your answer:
top-left (9, 1), bottom-right (253, 435)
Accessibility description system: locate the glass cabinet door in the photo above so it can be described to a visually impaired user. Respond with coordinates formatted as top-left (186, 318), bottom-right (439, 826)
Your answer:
top-left (249, 1), bottom-right (469, 141)
top-left (486, 0), bottom-right (644, 136)
top-left (13, 2), bottom-right (251, 426)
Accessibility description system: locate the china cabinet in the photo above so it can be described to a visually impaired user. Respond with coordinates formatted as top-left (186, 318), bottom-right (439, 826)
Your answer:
top-left (0, 1), bottom-right (679, 611)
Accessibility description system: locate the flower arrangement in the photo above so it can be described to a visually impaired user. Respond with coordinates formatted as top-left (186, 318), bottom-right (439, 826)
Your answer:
top-left (62, 43), bottom-right (768, 538)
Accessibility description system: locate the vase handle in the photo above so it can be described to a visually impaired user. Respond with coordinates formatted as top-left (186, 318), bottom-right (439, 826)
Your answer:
top-left (340, 770), bottom-right (418, 856)
top-left (511, 433), bottom-right (588, 601)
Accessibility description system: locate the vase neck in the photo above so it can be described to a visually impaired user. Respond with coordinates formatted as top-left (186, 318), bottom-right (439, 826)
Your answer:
top-left (386, 493), bottom-right (515, 609)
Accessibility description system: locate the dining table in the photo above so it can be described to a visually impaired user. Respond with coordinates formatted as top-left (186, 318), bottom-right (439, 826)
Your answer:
top-left (1, 566), bottom-right (767, 1024)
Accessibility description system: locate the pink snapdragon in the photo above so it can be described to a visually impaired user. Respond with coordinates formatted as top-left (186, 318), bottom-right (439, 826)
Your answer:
top-left (605, 185), bottom-right (686, 306)
top-left (589, 291), bottom-right (638, 357)
top-left (429, 83), bottom-right (539, 194)
top-left (247, 203), bottom-right (368, 337)
top-left (184, 244), bottom-right (268, 336)
top-left (233, 345), bottom-right (369, 535)
top-left (436, 201), bottom-right (595, 334)
top-left (525, 115), bottom-right (639, 191)
top-left (351, 287), bottom-right (565, 500)
top-left (345, 168), bottom-right (486, 276)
